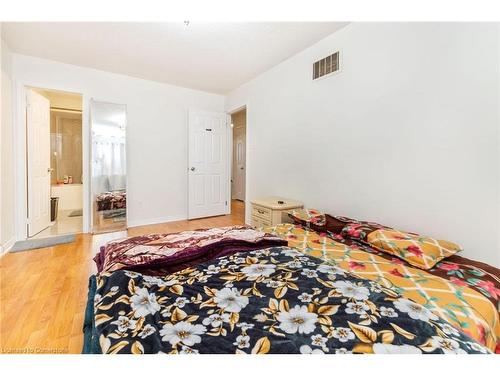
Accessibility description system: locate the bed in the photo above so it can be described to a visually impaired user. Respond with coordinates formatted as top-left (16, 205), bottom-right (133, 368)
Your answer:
top-left (96, 191), bottom-right (126, 211)
top-left (82, 217), bottom-right (499, 354)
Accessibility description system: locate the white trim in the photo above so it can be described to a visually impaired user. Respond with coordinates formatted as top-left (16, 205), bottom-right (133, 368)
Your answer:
top-left (226, 113), bottom-right (232, 215)
top-left (127, 215), bottom-right (186, 229)
top-left (14, 80), bottom-right (90, 242)
top-left (0, 237), bottom-right (16, 257)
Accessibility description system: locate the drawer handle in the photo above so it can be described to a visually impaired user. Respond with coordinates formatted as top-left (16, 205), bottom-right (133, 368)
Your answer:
top-left (257, 209), bottom-right (266, 214)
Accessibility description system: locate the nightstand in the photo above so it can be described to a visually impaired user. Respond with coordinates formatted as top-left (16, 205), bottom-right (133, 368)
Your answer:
top-left (250, 196), bottom-right (304, 227)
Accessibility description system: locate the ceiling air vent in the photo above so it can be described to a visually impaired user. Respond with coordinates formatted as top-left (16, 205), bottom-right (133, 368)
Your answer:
top-left (313, 51), bottom-right (340, 80)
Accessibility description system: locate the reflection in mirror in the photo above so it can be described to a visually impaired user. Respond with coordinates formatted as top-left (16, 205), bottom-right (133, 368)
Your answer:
top-left (91, 100), bottom-right (127, 233)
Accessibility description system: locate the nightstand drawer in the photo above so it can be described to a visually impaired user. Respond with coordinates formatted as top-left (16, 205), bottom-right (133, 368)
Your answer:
top-left (251, 215), bottom-right (271, 228)
top-left (252, 205), bottom-right (272, 220)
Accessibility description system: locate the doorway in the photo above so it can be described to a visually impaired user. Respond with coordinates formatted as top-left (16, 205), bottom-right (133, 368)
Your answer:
top-left (231, 108), bottom-right (246, 220)
top-left (26, 87), bottom-right (83, 239)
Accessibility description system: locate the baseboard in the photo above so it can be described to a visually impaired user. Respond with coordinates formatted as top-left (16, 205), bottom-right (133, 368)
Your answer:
top-left (127, 215), bottom-right (187, 229)
top-left (0, 237), bottom-right (16, 257)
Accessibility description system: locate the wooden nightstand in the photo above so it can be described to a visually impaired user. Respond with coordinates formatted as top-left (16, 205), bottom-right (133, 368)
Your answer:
top-left (250, 196), bottom-right (303, 227)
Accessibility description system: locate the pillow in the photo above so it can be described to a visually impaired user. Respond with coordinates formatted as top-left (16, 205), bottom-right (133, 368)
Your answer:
top-left (324, 214), bottom-right (358, 234)
top-left (325, 215), bottom-right (387, 237)
top-left (365, 228), bottom-right (462, 270)
top-left (288, 208), bottom-right (326, 230)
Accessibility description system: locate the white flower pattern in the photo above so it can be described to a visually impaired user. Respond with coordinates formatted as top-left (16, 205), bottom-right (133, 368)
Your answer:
top-left (160, 321), bottom-right (206, 346)
top-left (393, 298), bottom-right (437, 323)
top-left (333, 281), bottom-right (370, 300)
top-left (202, 313), bottom-right (230, 327)
top-left (345, 301), bottom-right (369, 315)
top-left (276, 305), bottom-right (318, 334)
top-left (380, 306), bottom-right (398, 318)
top-left (298, 293), bottom-right (313, 303)
top-left (214, 287), bottom-right (249, 313)
top-left (93, 246), bottom-right (488, 354)
top-left (138, 324), bottom-right (156, 338)
top-left (332, 327), bottom-right (355, 343)
top-left (130, 287), bottom-right (161, 318)
top-left (301, 268), bottom-right (318, 278)
top-left (430, 336), bottom-right (466, 354)
top-left (241, 263), bottom-right (276, 278)
top-left (112, 316), bottom-right (137, 332)
top-left (233, 335), bottom-right (251, 349)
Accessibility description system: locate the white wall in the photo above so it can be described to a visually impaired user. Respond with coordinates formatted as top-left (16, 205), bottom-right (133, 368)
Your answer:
top-left (1, 34), bottom-right (15, 253)
top-left (226, 23), bottom-right (500, 267)
top-left (11, 53), bottom-right (225, 234)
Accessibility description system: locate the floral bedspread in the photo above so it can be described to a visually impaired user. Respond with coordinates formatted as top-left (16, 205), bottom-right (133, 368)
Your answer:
top-left (90, 247), bottom-right (488, 354)
top-left (262, 224), bottom-right (500, 352)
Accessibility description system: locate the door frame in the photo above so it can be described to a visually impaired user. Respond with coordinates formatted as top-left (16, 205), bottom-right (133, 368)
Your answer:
top-left (14, 81), bottom-right (90, 241)
top-left (226, 103), bottom-right (249, 224)
top-left (187, 108), bottom-right (232, 220)
top-left (230, 109), bottom-right (246, 202)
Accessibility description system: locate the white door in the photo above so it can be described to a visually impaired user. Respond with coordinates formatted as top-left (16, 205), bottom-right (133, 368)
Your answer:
top-left (188, 109), bottom-right (229, 219)
top-left (27, 89), bottom-right (51, 237)
top-left (232, 126), bottom-right (246, 201)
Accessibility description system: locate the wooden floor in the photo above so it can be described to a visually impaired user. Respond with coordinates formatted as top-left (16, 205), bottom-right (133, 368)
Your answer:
top-left (0, 200), bottom-right (245, 354)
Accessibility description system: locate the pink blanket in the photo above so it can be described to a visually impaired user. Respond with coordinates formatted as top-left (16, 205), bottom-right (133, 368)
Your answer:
top-left (94, 226), bottom-right (287, 275)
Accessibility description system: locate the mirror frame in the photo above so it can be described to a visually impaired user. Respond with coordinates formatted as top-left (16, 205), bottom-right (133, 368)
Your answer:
top-left (90, 99), bottom-right (128, 234)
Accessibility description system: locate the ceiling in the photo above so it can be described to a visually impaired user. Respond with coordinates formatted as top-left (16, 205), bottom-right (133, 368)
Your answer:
top-left (2, 22), bottom-right (347, 94)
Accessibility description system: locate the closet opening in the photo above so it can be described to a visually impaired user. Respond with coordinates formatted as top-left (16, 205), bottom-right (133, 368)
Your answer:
top-left (230, 107), bottom-right (246, 222)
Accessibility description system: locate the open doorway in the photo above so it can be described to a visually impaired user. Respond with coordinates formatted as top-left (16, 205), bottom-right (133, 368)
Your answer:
top-left (27, 87), bottom-right (83, 239)
top-left (231, 108), bottom-right (246, 221)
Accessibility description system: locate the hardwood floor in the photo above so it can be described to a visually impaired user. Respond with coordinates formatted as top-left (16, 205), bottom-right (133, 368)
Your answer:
top-left (0, 200), bottom-right (245, 354)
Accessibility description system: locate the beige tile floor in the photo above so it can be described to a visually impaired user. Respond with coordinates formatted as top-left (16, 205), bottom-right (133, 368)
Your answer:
top-left (32, 209), bottom-right (83, 239)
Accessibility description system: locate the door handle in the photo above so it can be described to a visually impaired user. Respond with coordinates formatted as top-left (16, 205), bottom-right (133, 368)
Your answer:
top-left (47, 168), bottom-right (54, 173)
top-left (190, 167), bottom-right (196, 171)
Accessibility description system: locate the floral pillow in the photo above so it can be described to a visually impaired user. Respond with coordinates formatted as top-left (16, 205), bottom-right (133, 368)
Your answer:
top-left (324, 214), bottom-right (358, 235)
top-left (339, 221), bottom-right (387, 240)
top-left (366, 229), bottom-right (462, 270)
top-left (288, 208), bottom-right (326, 228)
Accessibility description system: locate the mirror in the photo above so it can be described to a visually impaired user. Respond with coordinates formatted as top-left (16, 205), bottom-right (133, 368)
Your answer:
top-left (90, 100), bottom-right (127, 233)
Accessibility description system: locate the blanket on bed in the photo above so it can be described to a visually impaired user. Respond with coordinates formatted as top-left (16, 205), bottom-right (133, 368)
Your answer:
top-left (87, 246), bottom-right (488, 354)
top-left (94, 226), bottom-right (287, 275)
top-left (96, 191), bottom-right (126, 211)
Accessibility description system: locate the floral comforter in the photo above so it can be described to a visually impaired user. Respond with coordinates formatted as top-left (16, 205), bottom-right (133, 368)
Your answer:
top-left (87, 247), bottom-right (488, 354)
top-left (263, 224), bottom-right (500, 352)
